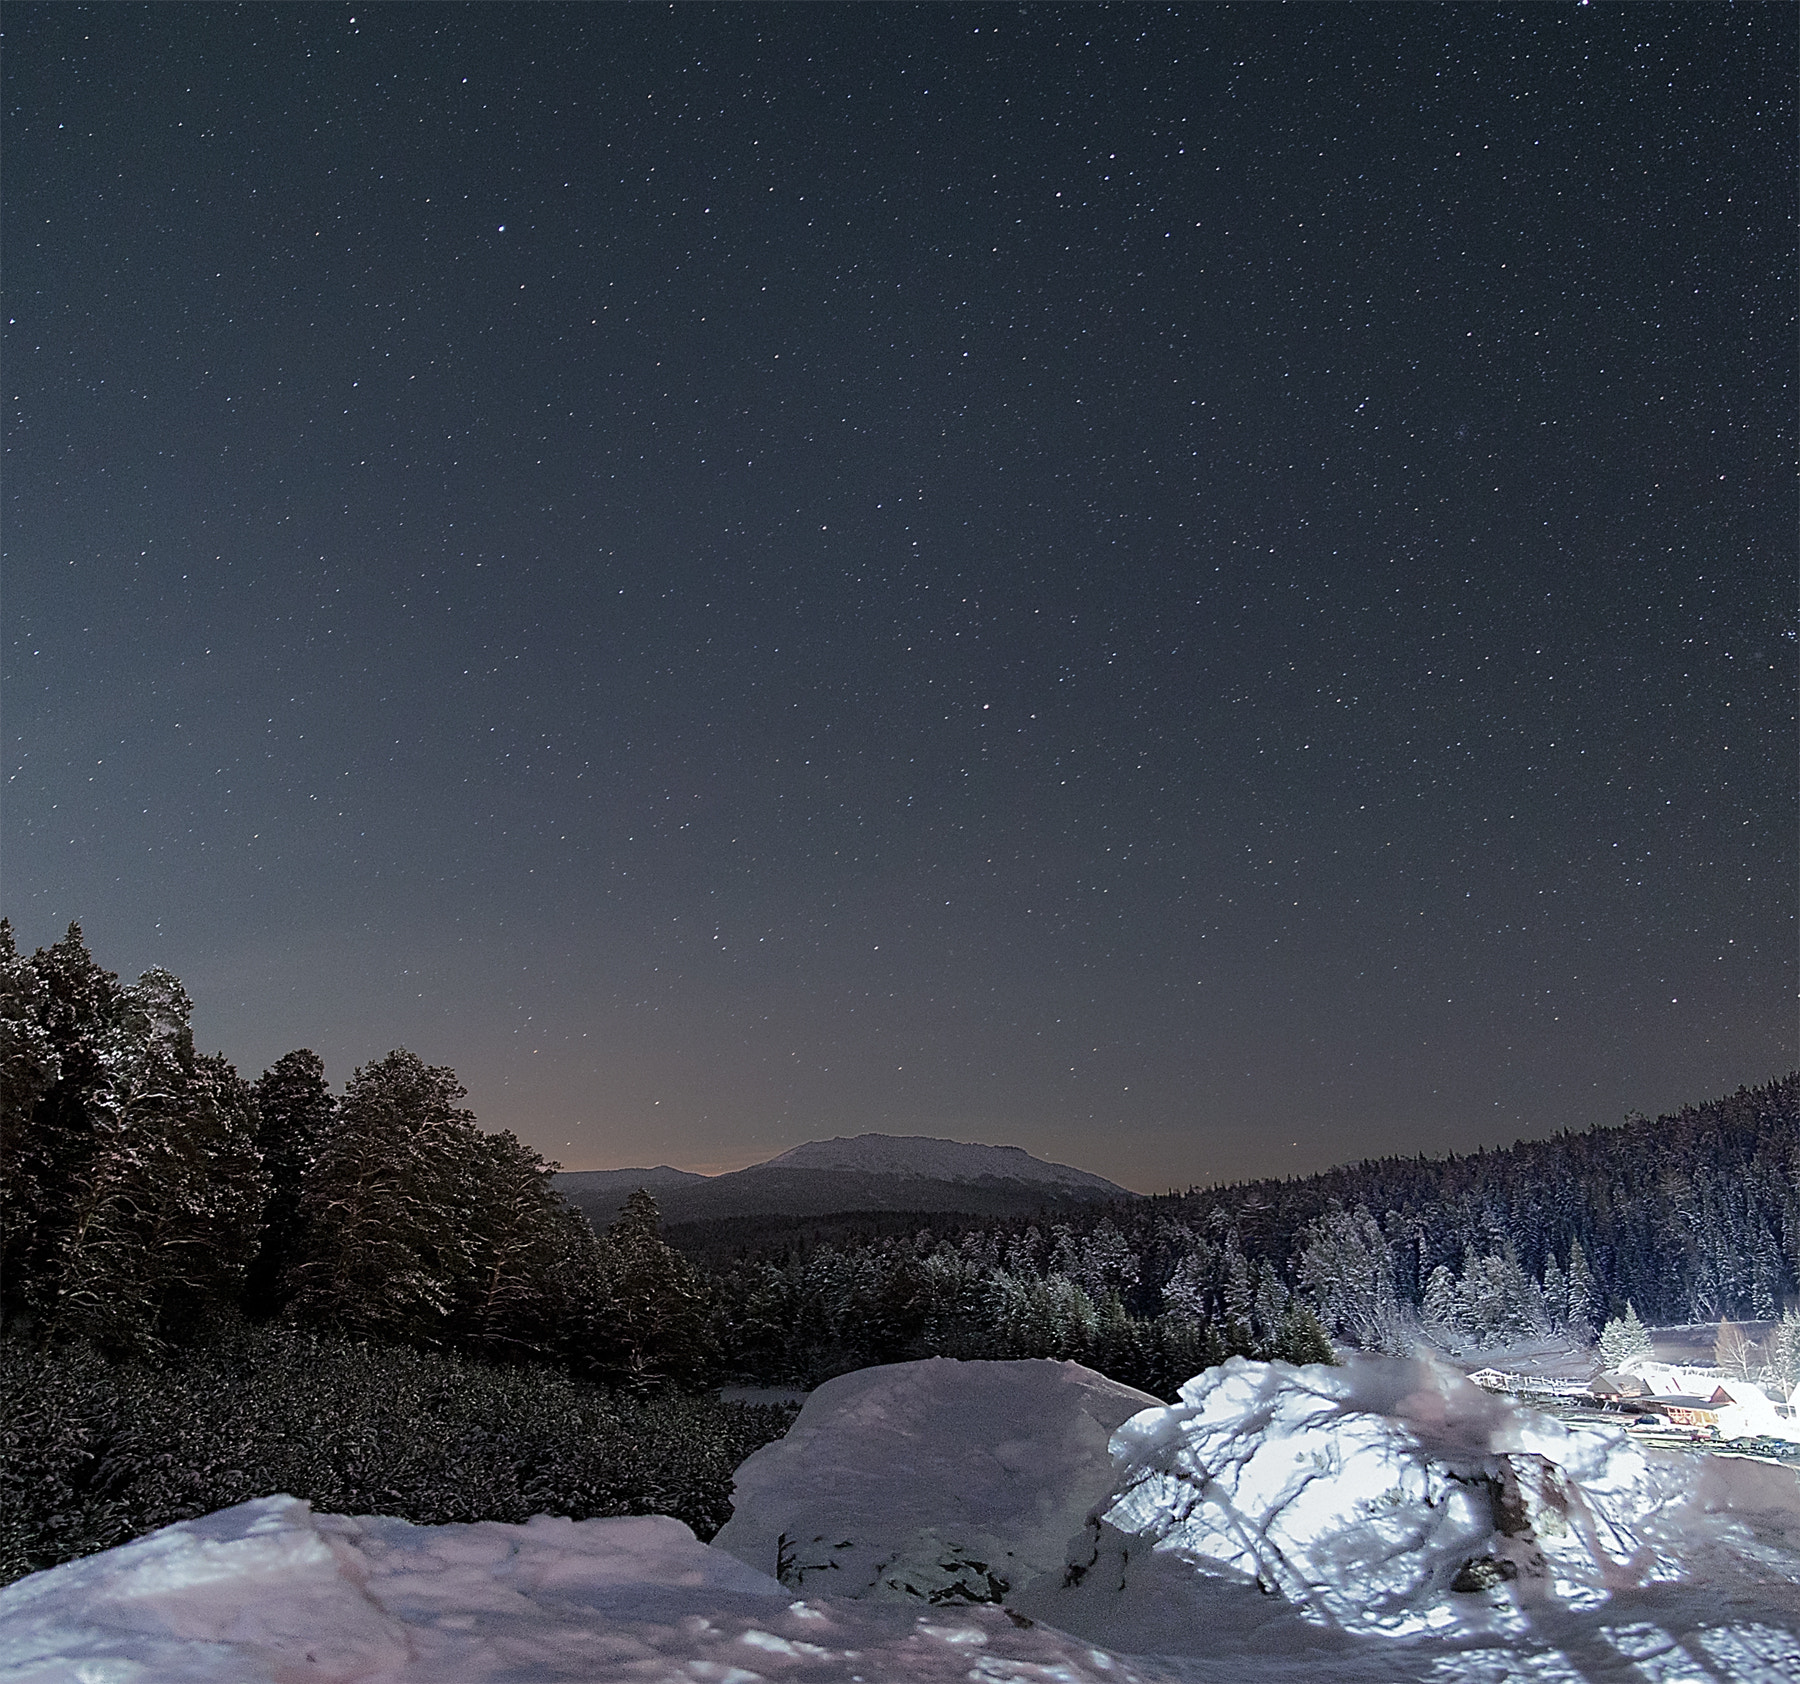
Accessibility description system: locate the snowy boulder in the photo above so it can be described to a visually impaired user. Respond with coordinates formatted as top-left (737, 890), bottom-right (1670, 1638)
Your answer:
top-left (1095, 1353), bottom-right (1778, 1637)
top-left (712, 1355), bottom-right (1160, 1606)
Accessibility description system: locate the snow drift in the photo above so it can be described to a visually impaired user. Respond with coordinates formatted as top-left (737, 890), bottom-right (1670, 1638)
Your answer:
top-left (0, 1495), bottom-right (1156, 1684)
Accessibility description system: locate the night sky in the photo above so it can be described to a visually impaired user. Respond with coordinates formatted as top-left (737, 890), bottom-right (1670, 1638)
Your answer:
top-left (5, 5), bottom-right (1793, 1192)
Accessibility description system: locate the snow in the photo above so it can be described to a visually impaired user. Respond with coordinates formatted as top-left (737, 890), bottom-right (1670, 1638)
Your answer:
top-left (712, 1357), bottom-right (1160, 1602)
top-left (7, 1356), bottom-right (1799, 1683)
top-left (1620, 1361), bottom-right (1797, 1441)
top-left (1099, 1354), bottom-right (1800, 1636)
top-left (753, 1133), bottom-right (1130, 1194)
top-left (0, 1497), bottom-right (1153, 1684)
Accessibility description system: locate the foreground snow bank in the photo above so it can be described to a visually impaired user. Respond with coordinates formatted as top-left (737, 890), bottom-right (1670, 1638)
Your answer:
top-left (1098, 1355), bottom-right (1800, 1637)
top-left (7, 1357), bottom-right (1799, 1683)
top-left (0, 1494), bottom-right (1158, 1683)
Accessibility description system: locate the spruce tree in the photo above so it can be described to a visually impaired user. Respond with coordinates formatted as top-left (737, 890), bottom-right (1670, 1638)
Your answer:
top-left (1271, 1303), bottom-right (1336, 1366)
top-left (1421, 1264), bottom-right (1460, 1339)
top-left (1296, 1204), bottom-right (1401, 1353)
top-left (1565, 1238), bottom-right (1598, 1344)
top-left (1597, 1302), bottom-right (1653, 1372)
top-left (1540, 1252), bottom-right (1568, 1331)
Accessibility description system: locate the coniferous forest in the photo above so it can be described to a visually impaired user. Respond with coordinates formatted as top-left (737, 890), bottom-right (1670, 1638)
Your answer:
top-left (3, 922), bottom-right (1796, 1583)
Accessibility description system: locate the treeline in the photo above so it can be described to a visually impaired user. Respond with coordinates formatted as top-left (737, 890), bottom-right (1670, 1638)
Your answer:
top-left (712, 1223), bottom-right (1333, 1395)
top-left (0, 923), bottom-right (804, 1586)
top-left (699, 1074), bottom-right (1800, 1366)
top-left (1, 923), bottom-right (709, 1386)
top-left (8, 920), bottom-right (1794, 1394)
top-left (1156, 1078), bottom-right (1800, 1333)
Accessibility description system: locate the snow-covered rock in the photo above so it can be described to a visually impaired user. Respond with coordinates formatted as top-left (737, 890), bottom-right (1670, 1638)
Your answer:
top-left (1097, 1354), bottom-right (1800, 1637)
top-left (712, 1355), bottom-right (1159, 1603)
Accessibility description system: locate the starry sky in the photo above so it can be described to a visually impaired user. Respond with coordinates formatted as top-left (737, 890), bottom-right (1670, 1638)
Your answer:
top-left (5, 5), bottom-right (1793, 1192)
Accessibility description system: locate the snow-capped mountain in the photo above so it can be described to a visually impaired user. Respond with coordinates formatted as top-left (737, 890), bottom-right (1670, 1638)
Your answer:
top-left (751, 1133), bottom-right (1130, 1195)
top-left (556, 1133), bottom-right (1134, 1231)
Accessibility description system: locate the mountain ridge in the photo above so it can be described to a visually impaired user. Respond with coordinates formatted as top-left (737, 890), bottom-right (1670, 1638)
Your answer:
top-left (750, 1132), bottom-right (1129, 1194)
top-left (554, 1132), bottom-right (1135, 1231)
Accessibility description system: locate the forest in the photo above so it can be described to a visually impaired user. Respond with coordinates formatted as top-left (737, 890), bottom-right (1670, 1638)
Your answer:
top-left (3, 922), bottom-right (1797, 1581)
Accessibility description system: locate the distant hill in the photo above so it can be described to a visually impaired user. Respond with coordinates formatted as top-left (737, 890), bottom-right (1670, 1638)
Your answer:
top-left (555, 1133), bottom-right (1134, 1232)
top-left (755, 1134), bottom-right (1128, 1196)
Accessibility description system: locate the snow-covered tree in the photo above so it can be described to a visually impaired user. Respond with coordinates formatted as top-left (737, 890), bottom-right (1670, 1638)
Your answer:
top-left (1421, 1264), bottom-right (1460, 1337)
top-left (1, 924), bottom-right (119, 1326)
top-left (1454, 1250), bottom-right (1545, 1347)
top-left (1159, 1241), bottom-right (1217, 1324)
top-left (1713, 1318), bottom-right (1754, 1381)
top-left (45, 967), bottom-right (266, 1351)
top-left (247, 1049), bottom-right (338, 1313)
top-left (450, 1128), bottom-right (596, 1362)
top-left (284, 1049), bottom-right (479, 1343)
top-left (581, 1188), bottom-right (717, 1388)
top-left (1597, 1302), bottom-right (1653, 1372)
top-left (1565, 1239), bottom-right (1599, 1344)
top-left (1540, 1252), bottom-right (1568, 1331)
top-left (1271, 1302), bottom-right (1336, 1366)
top-left (1295, 1204), bottom-right (1402, 1353)
top-left (1249, 1257), bottom-right (1291, 1350)
top-left (1766, 1309), bottom-right (1800, 1397)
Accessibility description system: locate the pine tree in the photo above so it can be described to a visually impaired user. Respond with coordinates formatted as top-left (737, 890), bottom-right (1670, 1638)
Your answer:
top-left (0, 920), bottom-right (61, 1155)
top-left (447, 1128), bottom-right (592, 1361)
top-left (285, 1049), bottom-right (479, 1343)
top-left (0, 925), bottom-right (119, 1324)
top-left (50, 969), bottom-right (265, 1352)
top-left (176, 1051), bottom-right (270, 1331)
top-left (581, 1188), bottom-right (717, 1388)
top-left (247, 1050), bottom-right (338, 1314)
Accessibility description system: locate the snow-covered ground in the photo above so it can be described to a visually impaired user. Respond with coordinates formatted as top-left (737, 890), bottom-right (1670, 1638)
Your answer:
top-left (7, 1355), bottom-right (1799, 1683)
